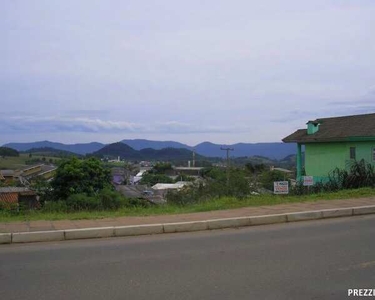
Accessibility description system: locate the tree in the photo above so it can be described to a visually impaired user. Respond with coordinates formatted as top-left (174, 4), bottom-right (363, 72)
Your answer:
top-left (259, 170), bottom-right (285, 190)
top-left (140, 173), bottom-right (173, 186)
top-left (151, 163), bottom-right (173, 174)
top-left (51, 157), bottom-right (111, 200)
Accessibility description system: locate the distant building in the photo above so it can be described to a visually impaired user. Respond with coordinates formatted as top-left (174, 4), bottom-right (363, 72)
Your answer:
top-left (0, 164), bottom-right (56, 185)
top-left (0, 187), bottom-right (38, 209)
top-left (0, 170), bottom-right (21, 184)
top-left (152, 181), bottom-right (190, 191)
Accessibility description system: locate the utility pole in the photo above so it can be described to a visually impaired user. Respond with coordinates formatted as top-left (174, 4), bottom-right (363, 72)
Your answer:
top-left (220, 147), bottom-right (234, 188)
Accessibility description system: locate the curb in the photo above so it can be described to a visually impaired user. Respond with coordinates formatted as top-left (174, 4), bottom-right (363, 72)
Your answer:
top-left (1, 205), bottom-right (375, 245)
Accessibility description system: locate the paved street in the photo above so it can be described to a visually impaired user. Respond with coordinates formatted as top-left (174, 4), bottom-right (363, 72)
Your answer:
top-left (1, 215), bottom-right (375, 300)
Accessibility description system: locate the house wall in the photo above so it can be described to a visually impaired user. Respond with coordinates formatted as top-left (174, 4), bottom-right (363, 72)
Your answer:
top-left (305, 141), bottom-right (375, 181)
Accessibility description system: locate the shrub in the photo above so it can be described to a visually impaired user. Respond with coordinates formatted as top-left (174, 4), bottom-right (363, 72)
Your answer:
top-left (291, 159), bottom-right (375, 195)
top-left (63, 189), bottom-right (148, 211)
top-left (0, 201), bottom-right (19, 212)
top-left (65, 194), bottom-right (102, 211)
top-left (167, 183), bottom-right (205, 206)
top-left (167, 167), bottom-right (251, 206)
top-left (97, 188), bottom-right (123, 210)
top-left (151, 163), bottom-right (173, 174)
top-left (42, 201), bottom-right (68, 213)
top-left (259, 170), bottom-right (286, 191)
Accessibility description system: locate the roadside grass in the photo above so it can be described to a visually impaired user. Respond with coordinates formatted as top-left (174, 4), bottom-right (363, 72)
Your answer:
top-left (1, 187), bottom-right (374, 222)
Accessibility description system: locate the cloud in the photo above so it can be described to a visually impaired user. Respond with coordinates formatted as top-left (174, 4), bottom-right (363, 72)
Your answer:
top-left (0, 115), bottom-right (249, 135)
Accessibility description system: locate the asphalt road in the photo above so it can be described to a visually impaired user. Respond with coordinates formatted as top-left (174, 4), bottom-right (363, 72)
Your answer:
top-left (1, 216), bottom-right (375, 300)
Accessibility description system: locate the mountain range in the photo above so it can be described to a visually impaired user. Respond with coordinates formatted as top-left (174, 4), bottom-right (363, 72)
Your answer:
top-left (92, 142), bottom-right (205, 161)
top-left (4, 139), bottom-right (296, 160)
top-left (4, 141), bottom-right (104, 155)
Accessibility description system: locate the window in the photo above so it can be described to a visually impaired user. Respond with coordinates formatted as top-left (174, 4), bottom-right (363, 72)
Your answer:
top-left (350, 147), bottom-right (356, 160)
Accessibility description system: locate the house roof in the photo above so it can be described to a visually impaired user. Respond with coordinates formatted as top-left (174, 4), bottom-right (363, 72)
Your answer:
top-left (0, 192), bottom-right (18, 204)
top-left (152, 182), bottom-right (189, 190)
top-left (0, 170), bottom-right (17, 177)
top-left (283, 113), bottom-right (375, 143)
top-left (0, 187), bottom-right (32, 193)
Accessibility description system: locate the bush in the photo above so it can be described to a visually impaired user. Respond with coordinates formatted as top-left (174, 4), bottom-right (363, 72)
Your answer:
top-left (65, 194), bottom-right (102, 211)
top-left (60, 189), bottom-right (149, 211)
top-left (167, 183), bottom-right (206, 206)
top-left (259, 170), bottom-right (286, 191)
top-left (151, 163), bottom-right (173, 174)
top-left (97, 188), bottom-right (123, 210)
top-left (167, 167), bottom-right (251, 206)
top-left (42, 201), bottom-right (68, 213)
top-left (0, 201), bottom-right (19, 212)
top-left (291, 159), bottom-right (375, 195)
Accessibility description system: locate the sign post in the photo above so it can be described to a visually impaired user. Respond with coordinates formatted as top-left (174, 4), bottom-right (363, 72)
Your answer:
top-left (273, 181), bottom-right (289, 195)
top-left (303, 176), bottom-right (314, 186)
top-left (302, 176), bottom-right (314, 193)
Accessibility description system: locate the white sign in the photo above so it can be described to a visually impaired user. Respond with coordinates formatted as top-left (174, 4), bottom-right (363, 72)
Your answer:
top-left (274, 181), bottom-right (289, 194)
top-left (303, 176), bottom-right (314, 186)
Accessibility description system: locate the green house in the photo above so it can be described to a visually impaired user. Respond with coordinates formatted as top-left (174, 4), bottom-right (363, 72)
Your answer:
top-left (283, 113), bottom-right (375, 183)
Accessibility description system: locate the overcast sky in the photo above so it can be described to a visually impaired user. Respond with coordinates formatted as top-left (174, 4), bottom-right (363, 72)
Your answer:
top-left (1, 0), bottom-right (375, 146)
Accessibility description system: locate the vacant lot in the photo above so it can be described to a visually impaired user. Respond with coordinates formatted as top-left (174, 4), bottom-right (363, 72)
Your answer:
top-left (1, 187), bottom-right (374, 222)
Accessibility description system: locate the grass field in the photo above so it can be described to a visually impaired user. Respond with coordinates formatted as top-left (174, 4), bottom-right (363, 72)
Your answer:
top-left (1, 187), bottom-right (374, 222)
top-left (0, 154), bottom-right (60, 170)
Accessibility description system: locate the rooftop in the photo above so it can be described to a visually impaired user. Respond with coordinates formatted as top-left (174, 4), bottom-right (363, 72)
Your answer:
top-left (174, 167), bottom-right (203, 171)
top-left (0, 187), bottom-right (32, 193)
top-left (152, 181), bottom-right (189, 190)
top-left (283, 113), bottom-right (375, 143)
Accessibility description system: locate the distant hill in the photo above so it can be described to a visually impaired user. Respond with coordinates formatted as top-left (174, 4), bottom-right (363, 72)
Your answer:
top-left (3, 141), bottom-right (105, 155)
top-left (194, 142), bottom-right (296, 160)
top-left (0, 147), bottom-right (19, 157)
top-left (93, 143), bottom-right (141, 160)
top-left (139, 147), bottom-right (204, 161)
top-left (93, 142), bottom-right (204, 161)
top-left (23, 147), bottom-right (82, 158)
top-left (120, 139), bottom-right (296, 159)
top-left (3, 139), bottom-right (296, 159)
top-left (121, 139), bottom-right (190, 151)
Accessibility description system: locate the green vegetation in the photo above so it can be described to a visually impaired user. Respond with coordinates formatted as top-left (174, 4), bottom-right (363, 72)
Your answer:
top-left (24, 147), bottom-right (81, 158)
top-left (50, 157), bottom-right (112, 200)
top-left (140, 174), bottom-right (174, 186)
top-left (293, 159), bottom-right (375, 195)
top-left (152, 162), bottom-right (173, 174)
top-left (0, 153), bottom-right (60, 169)
top-left (1, 187), bottom-right (374, 222)
top-left (2, 156), bottom-right (375, 224)
top-left (31, 157), bottom-right (136, 212)
top-left (259, 170), bottom-right (287, 190)
top-left (0, 147), bottom-right (19, 157)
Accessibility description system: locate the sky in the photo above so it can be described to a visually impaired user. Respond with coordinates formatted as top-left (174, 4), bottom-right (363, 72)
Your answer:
top-left (1, 0), bottom-right (375, 146)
